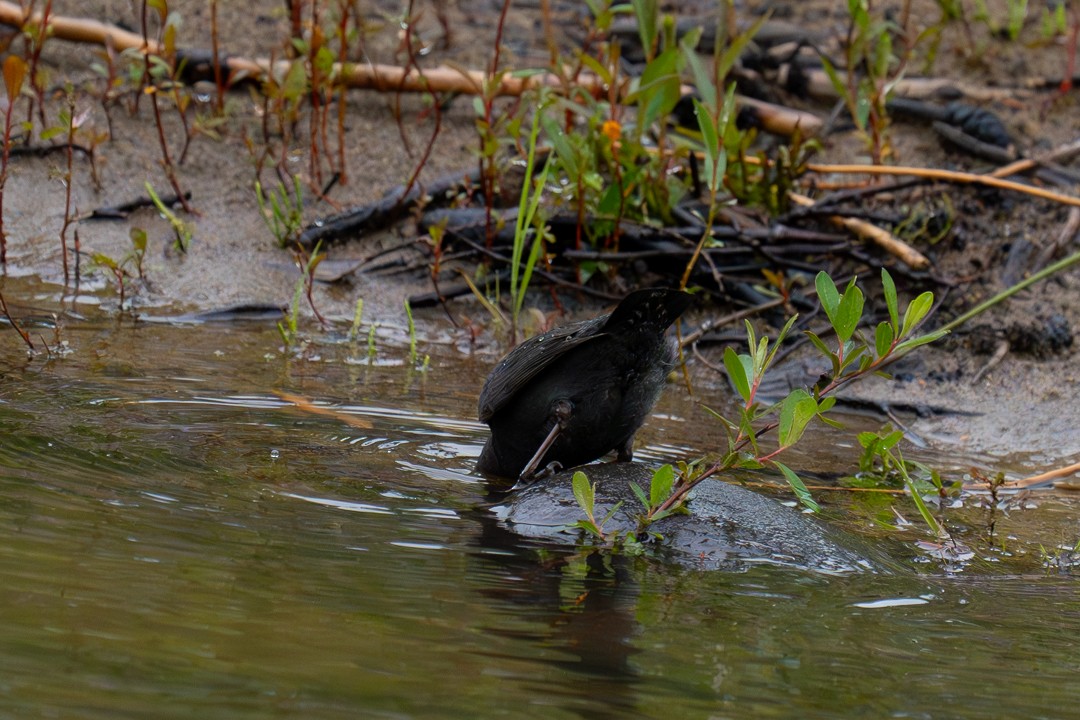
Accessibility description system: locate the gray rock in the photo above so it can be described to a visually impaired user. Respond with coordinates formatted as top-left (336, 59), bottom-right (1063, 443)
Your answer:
top-left (490, 462), bottom-right (880, 574)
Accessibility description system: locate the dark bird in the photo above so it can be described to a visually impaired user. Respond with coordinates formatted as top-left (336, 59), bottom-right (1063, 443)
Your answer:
top-left (476, 288), bottom-right (693, 479)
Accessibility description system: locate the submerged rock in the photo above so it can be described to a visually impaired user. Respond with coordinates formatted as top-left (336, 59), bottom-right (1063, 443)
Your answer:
top-left (490, 462), bottom-right (879, 574)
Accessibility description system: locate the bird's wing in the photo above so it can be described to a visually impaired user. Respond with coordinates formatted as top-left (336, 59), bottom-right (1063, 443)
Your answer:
top-left (478, 316), bottom-right (607, 422)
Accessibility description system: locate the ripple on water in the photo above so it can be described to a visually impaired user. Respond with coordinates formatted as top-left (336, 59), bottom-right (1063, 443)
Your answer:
top-left (2, 315), bottom-right (1080, 718)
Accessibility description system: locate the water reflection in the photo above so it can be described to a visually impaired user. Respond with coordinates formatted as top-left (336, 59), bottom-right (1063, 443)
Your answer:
top-left (2, 309), bottom-right (1080, 718)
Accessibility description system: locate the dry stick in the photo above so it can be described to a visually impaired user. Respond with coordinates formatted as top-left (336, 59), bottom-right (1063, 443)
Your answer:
top-left (969, 339), bottom-right (1009, 385)
top-left (0, 2), bottom-right (157, 53)
top-left (805, 162), bottom-right (1080, 208)
top-left (788, 191), bottom-right (930, 269)
top-left (966, 460), bottom-right (1080, 492)
top-left (795, 142), bottom-right (1080, 269)
top-left (990, 138), bottom-right (1080, 180)
top-left (792, 64), bottom-right (1040, 103)
top-left (1034, 206), bottom-right (1080, 270)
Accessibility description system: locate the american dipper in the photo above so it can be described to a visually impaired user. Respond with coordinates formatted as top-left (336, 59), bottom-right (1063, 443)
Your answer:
top-left (476, 288), bottom-right (693, 479)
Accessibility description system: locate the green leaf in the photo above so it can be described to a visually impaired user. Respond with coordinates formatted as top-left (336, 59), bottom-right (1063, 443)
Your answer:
top-left (630, 481), bottom-right (650, 510)
top-left (91, 252), bottom-right (118, 270)
top-left (630, 48), bottom-right (682, 129)
top-left (743, 319), bottom-right (758, 355)
top-left (754, 334), bottom-right (769, 374)
top-left (856, 430), bottom-right (879, 449)
top-left (281, 59), bottom-right (308, 105)
top-left (572, 519), bottom-right (603, 539)
top-left (571, 471), bottom-right (594, 519)
top-left (723, 346), bottom-right (752, 402)
top-left (769, 314), bottom-right (800, 357)
top-left (129, 227), bottom-right (147, 253)
top-left (600, 499), bottom-right (624, 526)
top-left (836, 341), bottom-right (867, 375)
top-left (804, 330), bottom-right (833, 358)
top-left (854, 85), bottom-right (871, 131)
top-left (682, 34), bottom-right (715, 108)
top-left (774, 461), bottom-right (820, 512)
top-left (649, 464), bottom-right (675, 507)
top-left (815, 271), bottom-right (841, 323)
top-left (578, 53), bottom-right (613, 85)
top-left (835, 285), bottom-right (864, 343)
top-left (818, 54), bottom-right (847, 106)
top-left (778, 389), bottom-right (818, 448)
top-left (631, 0), bottom-right (659, 61)
top-left (893, 329), bottom-right (948, 355)
top-left (540, 113), bottom-right (581, 177)
top-left (874, 321), bottom-right (895, 358)
top-left (649, 508), bottom-right (675, 523)
top-left (693, 98), bottom-right (722, 192)
top-left (715, 13), bottom-right (770, 81)
top-left (900, 291), bottom-right (934, 338)
top-left (818, 414), bottom-right (846, 430)
top-left (879, 430), bottom-right (905, 451)
top-left (881, 268), bottom-right (899, 331)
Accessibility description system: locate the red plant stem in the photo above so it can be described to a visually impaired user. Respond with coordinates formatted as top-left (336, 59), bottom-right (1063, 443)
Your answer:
top-left (73, 228), bottom-right (81, 289)
top-left (59, 94), bottom-right (74, 286)
top-left (209, 0), bottom-right (224, 115)
top-left (141, 1), bottom-right (193, 214)
top-left (23, 0), bottom-right (52, 132)
top-left (334, 0), bottom-right (350, 185)
top-left (307, 0), bottom-right (323, 187)
top-left (115, 267), bottom-right (125, 308)
top-left (0, 99), bottom-right (14, 265)
top-left (1062, 18), bottom-right (1079, 94)
top-left (0, 290), bottom-right (34, 351)
top-left (172, 84), bottom-right (193, 165)
top-left (392, 0), bottom-right (421, 157)
top-left (480, 0), bottom-right (512, 248)
top-left (393, 0), bottom-right (446, 206)
top-left (397, 90), bottom-right (443, 204)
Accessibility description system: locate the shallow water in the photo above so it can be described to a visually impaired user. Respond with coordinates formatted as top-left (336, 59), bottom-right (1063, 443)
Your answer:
top-left (3, 285), bottom-right (1080, 719)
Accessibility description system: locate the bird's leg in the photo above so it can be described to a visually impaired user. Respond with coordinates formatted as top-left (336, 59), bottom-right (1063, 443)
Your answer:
top-left (615, 435), bottom-right (634, 462)
top-left (518, 398), bottom-right (573, 479)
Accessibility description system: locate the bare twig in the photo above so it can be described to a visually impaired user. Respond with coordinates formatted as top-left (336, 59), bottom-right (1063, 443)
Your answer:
top-left (789, 192), bottom-right (930, 269)
top-left (805, 162), bottom-right (1080, 208)
top-left (965, 460), bottom-right (1080, 491)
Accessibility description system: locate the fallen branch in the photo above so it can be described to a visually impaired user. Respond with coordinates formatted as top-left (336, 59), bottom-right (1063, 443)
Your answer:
top-left (805, 162), bottom-right (1080, 208)
top-left (965, 459), bottom-right (1080, 491)
top-left (788, 192), bottom-right (930, 269)
top-left (0, 1), bottom-right (155, 53)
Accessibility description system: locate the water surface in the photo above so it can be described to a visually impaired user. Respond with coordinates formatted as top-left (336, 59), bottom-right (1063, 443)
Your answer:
top-left (2, 292), bottom-right (1079, 719)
